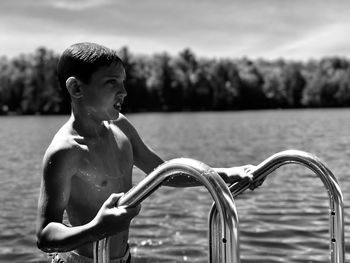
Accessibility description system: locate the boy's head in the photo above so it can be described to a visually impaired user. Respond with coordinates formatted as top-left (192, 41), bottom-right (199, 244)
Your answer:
top-left (57, 42), bottom-right (123, 94)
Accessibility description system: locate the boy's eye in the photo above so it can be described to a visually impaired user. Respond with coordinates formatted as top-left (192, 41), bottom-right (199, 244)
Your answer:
top-left (107, 79), bottom-right (116, 84)
top-left (105, 78), bottom-right (124, 86)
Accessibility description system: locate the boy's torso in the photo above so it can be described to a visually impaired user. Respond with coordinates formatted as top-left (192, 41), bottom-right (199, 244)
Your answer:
top-left (55, 120), bottom-right (134, 258)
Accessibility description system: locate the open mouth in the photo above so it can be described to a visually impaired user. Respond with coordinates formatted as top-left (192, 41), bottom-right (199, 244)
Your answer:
top-left (113, 102), bottom-right (122, 111)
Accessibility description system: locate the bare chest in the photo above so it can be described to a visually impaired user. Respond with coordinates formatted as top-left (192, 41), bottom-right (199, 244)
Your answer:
top-left (71, 129), bottom-right (134, 205)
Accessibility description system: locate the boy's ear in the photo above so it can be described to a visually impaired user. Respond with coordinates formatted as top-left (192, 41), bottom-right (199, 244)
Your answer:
top-left (66, 77), bottom-right (83, 99)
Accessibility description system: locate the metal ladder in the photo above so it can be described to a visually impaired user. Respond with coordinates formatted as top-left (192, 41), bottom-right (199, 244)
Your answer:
top-left (93, 150), bottom-right (345, 263)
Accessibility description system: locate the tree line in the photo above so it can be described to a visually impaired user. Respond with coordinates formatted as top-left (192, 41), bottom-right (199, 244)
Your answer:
top-left (1, 46), bottom-right (350, 115)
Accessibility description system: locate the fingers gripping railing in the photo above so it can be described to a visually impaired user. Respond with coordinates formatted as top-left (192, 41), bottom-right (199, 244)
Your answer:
top-left (94, 158), bottom-right (240, 263)
top-left (209, 150), bottom-right (344, 263)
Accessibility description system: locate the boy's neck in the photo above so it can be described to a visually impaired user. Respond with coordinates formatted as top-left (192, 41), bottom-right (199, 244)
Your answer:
top-left (70, 107), bottom-right (108, 138)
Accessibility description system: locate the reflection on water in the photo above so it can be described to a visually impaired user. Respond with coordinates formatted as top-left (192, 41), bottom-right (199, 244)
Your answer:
top-left (0, 109), bottom-right (349, 263)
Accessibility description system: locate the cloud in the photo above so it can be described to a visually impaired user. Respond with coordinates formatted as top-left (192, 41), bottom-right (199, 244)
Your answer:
top-left (0, 0), bottom-right (349, 59)
top-left (270, 21), bottom-right (350, 60)
top-left (49, 0), bottom-right (112, 11)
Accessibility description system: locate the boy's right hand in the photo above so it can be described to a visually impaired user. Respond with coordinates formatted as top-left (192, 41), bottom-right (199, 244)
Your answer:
top-left (91, 193), bottom-right (141, 239)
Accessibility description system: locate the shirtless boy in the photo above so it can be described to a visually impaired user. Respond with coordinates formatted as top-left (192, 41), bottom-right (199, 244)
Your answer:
top-left (36, 42), bottom-right (256, 263)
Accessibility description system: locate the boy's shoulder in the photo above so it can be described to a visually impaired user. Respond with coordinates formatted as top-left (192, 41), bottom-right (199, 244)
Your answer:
top-left (110, 114), bottom-right (134, 133)
top-left (43, 121), bottom-right (84, 171)
top-left (111, 113), bottom-right (128, 125)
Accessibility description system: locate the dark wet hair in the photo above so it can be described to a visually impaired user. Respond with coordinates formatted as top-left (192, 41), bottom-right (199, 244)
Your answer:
top-left (57, 42), bottom-right (123, 95)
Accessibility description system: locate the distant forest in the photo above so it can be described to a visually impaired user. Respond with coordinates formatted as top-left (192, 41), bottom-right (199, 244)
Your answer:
top-left (1, 46), bottom-right (350, 115)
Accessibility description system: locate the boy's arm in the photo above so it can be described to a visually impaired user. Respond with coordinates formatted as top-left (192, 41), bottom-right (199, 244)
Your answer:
top-left (117, 115), bottom-right (255, 187)
top-left (36, 148), bottom-right (140, 252)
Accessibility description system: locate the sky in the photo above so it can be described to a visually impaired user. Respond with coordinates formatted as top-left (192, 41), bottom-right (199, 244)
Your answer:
top-left (1, 0), bottom-right (350, 61)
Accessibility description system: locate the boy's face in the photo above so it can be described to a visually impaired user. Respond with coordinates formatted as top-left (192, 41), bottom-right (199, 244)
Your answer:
top-left (80, 62), bottom-right (127, 120)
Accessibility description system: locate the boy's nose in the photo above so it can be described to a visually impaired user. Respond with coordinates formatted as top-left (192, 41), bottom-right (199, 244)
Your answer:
top-left (117, 84), bottom-right (127, 98)
top-left (118, 89), bottom-right (127, 98)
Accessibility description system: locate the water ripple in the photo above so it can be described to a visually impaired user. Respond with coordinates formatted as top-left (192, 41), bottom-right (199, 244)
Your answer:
top-left (1, 110), bottom-right (349, 262)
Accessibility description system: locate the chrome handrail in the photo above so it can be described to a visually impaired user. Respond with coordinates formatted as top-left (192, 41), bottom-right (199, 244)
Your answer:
top-left (209, 150), bottom-right (344, 263)
top-left (93, 158), bottom-right (241, 263)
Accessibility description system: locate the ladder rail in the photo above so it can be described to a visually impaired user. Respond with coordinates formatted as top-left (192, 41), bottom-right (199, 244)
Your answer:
top-left (209, 150), bottom-right (344, 263)
top-left (94, 157), bottom-right (241, 263)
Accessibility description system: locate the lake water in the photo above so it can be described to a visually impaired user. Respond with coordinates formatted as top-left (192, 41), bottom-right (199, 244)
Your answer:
top-left (0, 109), bottom-right (349, 263)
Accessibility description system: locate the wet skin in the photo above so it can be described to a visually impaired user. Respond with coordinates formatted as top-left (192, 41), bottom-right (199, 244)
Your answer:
top-left (67, 120), bottom-right (134, 257)
top-left (37, 63), bottom-right (148, 258)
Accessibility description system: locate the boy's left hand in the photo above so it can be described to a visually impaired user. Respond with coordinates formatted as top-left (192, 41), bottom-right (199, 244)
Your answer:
top-left (224, 165), bottom-right (256, 184)
top-left (226, 165), bottom-right (266, 190)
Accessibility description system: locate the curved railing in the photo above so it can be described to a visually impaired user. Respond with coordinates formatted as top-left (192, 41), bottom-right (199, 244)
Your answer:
top-left (209, 150), bottom-right (344, 263)
top-left (93, 158), bottom-right (240, 263)
top-left (93, 150), bottom-right (344, 263)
